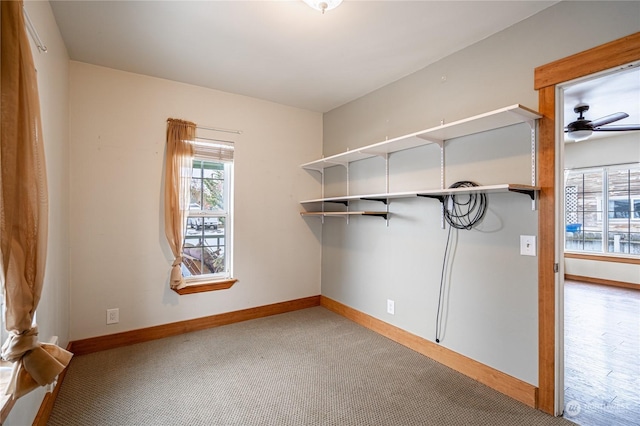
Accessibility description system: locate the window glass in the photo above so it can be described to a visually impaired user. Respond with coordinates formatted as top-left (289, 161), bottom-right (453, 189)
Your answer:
top-left (565, 165), bottom-right (640, 256)
top-left (182, 159), bottom-right (232, 279)
top-left (565, 169), bottom-right (603, 253)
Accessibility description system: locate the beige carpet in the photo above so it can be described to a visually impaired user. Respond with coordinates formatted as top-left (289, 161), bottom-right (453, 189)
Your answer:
top-left (48, 307), bottom-right (574, 425)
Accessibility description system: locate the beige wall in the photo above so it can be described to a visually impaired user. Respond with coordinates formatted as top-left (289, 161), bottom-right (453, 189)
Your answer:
top-left (565, 258), bottom-right (640, 285)
top-left (5, 1), bottom-right (71, 424)
top-left (564, 132), bottom-right (640, 170)
top-left (68, 62), bottom-right (322, 340)
top-left (320, 1), bottom-right (640, 387)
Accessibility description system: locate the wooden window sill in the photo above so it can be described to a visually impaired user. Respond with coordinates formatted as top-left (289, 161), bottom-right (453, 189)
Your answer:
top-left (565, 252), bottom-right (640, 265)
top-left (172, 278), bottom-right (238, 295)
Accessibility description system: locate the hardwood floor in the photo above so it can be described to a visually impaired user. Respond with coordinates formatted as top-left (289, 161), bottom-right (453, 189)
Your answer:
top-left (564, 280), bottom-right (640, 426)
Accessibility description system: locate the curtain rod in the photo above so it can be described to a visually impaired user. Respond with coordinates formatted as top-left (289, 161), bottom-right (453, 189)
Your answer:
top-left (197, 125), bottom-right (242, 135)
top-left (23, 6), bottom-right (47, 53)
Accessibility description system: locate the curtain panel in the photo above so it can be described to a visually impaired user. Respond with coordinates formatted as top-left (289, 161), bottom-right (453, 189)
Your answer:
top-left (0, 0), bottom-right (72, 399)
top-left (164, 119), bottom-right (195, 289)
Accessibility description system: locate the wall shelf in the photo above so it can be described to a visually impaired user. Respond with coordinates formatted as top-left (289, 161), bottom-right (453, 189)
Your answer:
top-left (301, 104), bottom-right (541, 172)
top-left (300, 104), bottom-right (541, 222)
top-left (301, 190), bottom-right (418, 205)
top-left (300, 211), bottom-right (388, 220)
top-left (300, 184), bottom-right (539, 205)
top-left (417, 183), bottom-right (539, 202)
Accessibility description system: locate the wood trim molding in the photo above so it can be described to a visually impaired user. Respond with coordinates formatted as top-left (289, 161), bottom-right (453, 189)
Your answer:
top-left (565, 274), bottom-right (639, 291)
top-left (565, 252), bottom-right (640, 265)
top-left (172, 278), bottom-right (238, 295)
top-left (536, 84), bottom-right (556, 415)
top-left (0, 390), bottom-right (15, 425)
top-left (534, 31), bottom-right (640, 416)
top-left (534, 31), bottom-right (640, 89)
top-left (320, 296), bottom-right (538, 408)
top-left (69, 295), bottom-right (321, 356)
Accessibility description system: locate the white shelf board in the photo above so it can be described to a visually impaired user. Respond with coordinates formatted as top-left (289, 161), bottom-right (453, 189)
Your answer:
top-left (417, 183), bottom-right (539, 198)
top-left (416, 104), bottom-right (540, 143)
top-left (300, 134), bottom-right (428, 172)
top-left (300, 184), bottom-right (538, 205)
top-left (300, 190), bottom-right (423, 204)
top-left (300, 211), bottom-right (388, 217)
top-left (301, 104), bottom-right (540, 172)
top-left (301, 195), bottom-right (366, 204)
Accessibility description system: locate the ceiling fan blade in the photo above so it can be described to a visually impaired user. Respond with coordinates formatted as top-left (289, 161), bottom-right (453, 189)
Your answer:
top-left (593, 124), bottom-right (640, 131)
top-left (590, 112), bottom-right (629, 127)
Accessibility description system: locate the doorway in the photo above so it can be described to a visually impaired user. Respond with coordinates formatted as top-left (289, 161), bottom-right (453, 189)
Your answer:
top-left (533, 31), bottom-right (640, 416)
top-left (559, 65), bottom-right (640, 425)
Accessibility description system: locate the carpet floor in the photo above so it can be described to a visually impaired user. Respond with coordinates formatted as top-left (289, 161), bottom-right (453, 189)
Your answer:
top-left (48, 307), bottom-right (575, 425)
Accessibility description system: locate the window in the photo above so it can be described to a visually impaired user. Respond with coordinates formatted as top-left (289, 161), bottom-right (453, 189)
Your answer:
top-left (565, 165), bottom-right (640, 255)
top-left (182, 141), bottom-right (234, 281)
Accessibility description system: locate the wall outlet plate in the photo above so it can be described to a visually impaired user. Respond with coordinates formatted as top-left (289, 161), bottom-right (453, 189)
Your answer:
top-left (106, 308), bottom-right (119, 324)
top-left (520, 235), bottom-right (537, 256)
top-left (387, 299), bottom-right (395, 315)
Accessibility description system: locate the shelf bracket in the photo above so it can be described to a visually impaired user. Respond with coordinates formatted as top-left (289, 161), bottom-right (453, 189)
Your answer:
top-left (326, 200), bottom-right (349, 206)
top-left (417, 136), bottom-right (444, 147)
top-left (359, 149), bottom-right (388, 158)
top-left (508, 187), bottom-right (536, 201)
top-left (417, 194), bottom-right (445, 203)
top-left (322, 160), bottom-right (349, 169)
top-left (508, 187), bottom-right (538, 211)
top-left (302, 165), bottom-right (324, 174)
top-left (365, 212), bottom-right (388, 220)
top-left (361, 197), bottom-right (388, 205)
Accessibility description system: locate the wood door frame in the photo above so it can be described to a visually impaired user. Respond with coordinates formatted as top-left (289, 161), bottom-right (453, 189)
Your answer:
top-left (534, 31), bottom-right (640, 415)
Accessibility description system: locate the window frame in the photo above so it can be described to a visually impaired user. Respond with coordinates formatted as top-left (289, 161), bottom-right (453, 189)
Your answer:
top-left (177, 139), bottom-right (235, 293)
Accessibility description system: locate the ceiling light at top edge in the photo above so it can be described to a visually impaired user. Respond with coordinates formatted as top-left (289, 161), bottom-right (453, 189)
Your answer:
top-left (303, 0), bottom-right (343, 14)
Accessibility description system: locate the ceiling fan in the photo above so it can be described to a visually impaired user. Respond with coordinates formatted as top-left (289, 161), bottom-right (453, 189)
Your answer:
top-left (565, 103), bottom-right (640, 141)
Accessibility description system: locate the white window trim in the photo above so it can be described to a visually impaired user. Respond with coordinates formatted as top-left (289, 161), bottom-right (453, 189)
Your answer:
top-left (182, 153), bottom-right (234, 283)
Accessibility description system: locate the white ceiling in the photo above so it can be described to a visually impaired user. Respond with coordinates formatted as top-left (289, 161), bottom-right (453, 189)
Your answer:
top-left (50, 0), bottom-right (559, 113)
top-left (563, 64), bottom-right (640, 142)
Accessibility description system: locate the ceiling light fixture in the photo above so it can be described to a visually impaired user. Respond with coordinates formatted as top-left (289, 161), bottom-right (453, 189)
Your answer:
top-left (303, 0), bottom-right (343, 14)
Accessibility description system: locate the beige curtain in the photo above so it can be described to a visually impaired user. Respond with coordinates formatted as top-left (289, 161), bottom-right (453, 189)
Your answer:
top-left (164, 119), bottom-right (195, 289)
top-left (0, 0), bottom-right (72, 399)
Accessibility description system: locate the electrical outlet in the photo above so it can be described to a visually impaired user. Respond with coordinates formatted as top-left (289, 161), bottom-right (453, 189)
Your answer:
top-left (387, 299), bottom-right (395, 315)
top-left (106, 308), bottom-right (119, 325)
top-left (520, 235), bottom-right (537, 256)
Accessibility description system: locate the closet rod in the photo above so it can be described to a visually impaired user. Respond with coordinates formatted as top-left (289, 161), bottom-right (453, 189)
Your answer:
top-left (196, 125), bottom-right (242, 135)
top-left (23, 6), bottom-right (47, 53)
